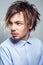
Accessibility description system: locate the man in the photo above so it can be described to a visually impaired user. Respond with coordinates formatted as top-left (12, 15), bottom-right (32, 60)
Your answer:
top-left (0, 1), bottom-right (43, 65)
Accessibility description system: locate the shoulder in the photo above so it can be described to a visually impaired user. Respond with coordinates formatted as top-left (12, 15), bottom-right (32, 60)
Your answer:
top-left (29, 36), bottom-right (43, 49)
top-left (0, 38), bottom-right (11, 47)
top-left (0, 38), bottom-right (12, 65)
top-left (0, 37), bottom-right (16, 55)
top-left (29, 37), bottom-right (43, 54)
top-left (0, 38), bottom-right (11, 56)
top-left (29, 36), bottom-right (42, 44)
top-left (0, 38), bottom-right (10, 53)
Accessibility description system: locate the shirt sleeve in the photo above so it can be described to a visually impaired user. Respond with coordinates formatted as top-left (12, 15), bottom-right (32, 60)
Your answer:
top-left (0, 45), bottom-right (12, 65)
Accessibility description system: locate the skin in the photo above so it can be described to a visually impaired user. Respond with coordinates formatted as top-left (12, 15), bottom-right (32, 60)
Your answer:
top-left (9, 12), bottom-right (32, 41)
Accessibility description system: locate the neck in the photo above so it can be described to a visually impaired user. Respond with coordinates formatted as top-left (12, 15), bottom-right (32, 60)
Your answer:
top-left (22, 32), bottom-right (30, 41)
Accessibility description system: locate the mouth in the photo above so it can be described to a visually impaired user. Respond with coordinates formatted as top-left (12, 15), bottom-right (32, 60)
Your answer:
top-left (11, 32), bottom-right (18, 36)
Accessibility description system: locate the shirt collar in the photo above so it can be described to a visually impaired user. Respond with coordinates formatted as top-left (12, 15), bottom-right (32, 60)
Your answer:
top-left (10, 36), bottom-right (32, 48)
top-left (27, 36), bottom-right (32, 44)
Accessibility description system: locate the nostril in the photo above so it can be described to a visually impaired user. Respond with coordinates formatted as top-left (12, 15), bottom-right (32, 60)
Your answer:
top-left (11, 30), bottom-right (15, 32)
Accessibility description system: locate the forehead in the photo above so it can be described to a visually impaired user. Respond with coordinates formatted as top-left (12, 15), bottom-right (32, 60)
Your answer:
top-left (10, 12), bottom-right (25, 22)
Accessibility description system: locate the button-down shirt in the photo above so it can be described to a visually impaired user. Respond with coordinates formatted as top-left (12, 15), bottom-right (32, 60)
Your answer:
top-left (0, 36), bottom-right (43, 65)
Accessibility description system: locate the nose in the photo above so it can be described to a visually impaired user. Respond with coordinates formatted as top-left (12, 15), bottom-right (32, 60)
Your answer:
top-left (11, 24), bottom-right (16, 31)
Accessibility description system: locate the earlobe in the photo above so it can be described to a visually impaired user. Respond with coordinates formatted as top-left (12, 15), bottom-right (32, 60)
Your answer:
top-left (29, 25), bottom-right (33, 29)
top-left (28, 24), bottom-right (33, 30)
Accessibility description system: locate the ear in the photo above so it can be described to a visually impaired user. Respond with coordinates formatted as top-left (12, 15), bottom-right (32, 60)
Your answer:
top-left (28, 24), bottom-right (32, 29)
top-left (29, 24), bottom-right (33, 29)
top-left (28, 22), bottom-right (33, 30)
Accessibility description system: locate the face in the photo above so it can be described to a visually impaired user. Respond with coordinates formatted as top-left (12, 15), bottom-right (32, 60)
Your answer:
top-left (9, 12), bottom-right (31, 41)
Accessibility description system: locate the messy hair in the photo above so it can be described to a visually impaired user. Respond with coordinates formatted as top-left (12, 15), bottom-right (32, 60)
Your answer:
top-left (4, 1), bottom-right (40, 31)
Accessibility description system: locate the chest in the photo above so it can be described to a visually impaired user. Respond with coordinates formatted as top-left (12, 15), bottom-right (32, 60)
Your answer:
top-left (9, 44), bottom-right (41, 65)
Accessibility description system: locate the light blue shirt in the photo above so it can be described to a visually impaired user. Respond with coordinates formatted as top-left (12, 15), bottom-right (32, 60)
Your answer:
top-left (0, 36), bottom-right (43, 65)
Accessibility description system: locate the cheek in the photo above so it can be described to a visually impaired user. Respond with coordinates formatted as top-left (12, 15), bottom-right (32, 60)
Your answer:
top-left (19, 26), bottom-right (28, 34)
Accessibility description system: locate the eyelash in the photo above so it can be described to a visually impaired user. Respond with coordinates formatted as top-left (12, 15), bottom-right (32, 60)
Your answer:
top-left (16, 23), bottom-right (21, 25)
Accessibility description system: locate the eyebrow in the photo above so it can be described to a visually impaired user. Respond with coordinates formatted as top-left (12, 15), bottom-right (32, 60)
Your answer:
top-left (9, 20), bottom-right (24, 23)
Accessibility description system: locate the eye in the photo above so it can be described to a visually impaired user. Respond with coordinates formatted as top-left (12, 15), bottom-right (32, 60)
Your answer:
top-left (15, 21), bottom-right (22, 25)
top-left (16, 23), bottom-right (21, 25)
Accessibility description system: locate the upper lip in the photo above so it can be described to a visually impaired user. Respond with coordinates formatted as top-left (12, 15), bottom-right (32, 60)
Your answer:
top-left (11, 32), bottom-right (18, 35)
